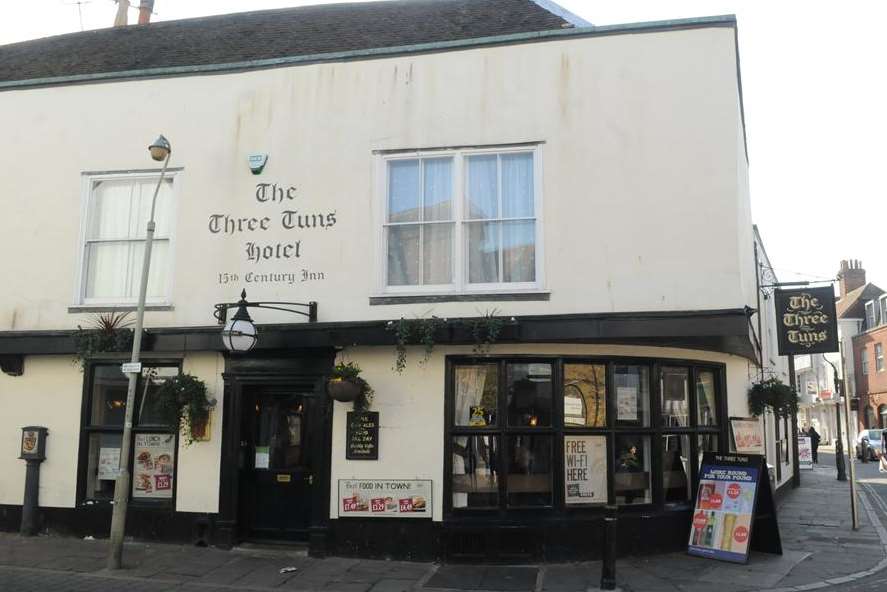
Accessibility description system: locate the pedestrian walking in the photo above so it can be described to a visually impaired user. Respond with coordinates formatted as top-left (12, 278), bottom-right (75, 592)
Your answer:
top-left (807, 426), bottom-right (821, 464)
top-left (880, 430), bottom-right (887, 473)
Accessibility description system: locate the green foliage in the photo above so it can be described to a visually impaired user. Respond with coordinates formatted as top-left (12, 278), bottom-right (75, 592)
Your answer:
top-left (153, 373), bottom-right (212, 445)
top-left (465, 309), bottom-right (506, 354)
top-left (330, 361), bottom-right (374, 411)
top-left (748, 377), bottom-right (798, 419)
top-left (72, 312), bottom-right (134, 370)
top-left (386, 316), bottom-right (446, 373)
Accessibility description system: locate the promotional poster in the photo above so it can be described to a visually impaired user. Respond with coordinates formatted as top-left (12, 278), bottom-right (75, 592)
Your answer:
top-left (339, 479), bottom-right (431, 518)
top-left (798, 436), bottom-right (814, 470)
top-left (730, 418), bottom-right (765, 454)
top-left (563, 435), bottom-right (607, 504)
top-left (132, 433), bottom-right (176, 500)
top-left (688, 456), bottom-right (760, 563)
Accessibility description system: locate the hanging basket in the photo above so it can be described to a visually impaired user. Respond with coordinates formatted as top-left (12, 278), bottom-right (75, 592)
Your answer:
top-left (327, 378), bottom-right (362, 403)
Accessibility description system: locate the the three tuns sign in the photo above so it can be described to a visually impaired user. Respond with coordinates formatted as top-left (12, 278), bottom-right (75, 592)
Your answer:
top-left (774, 287), bottom-right (839, 355)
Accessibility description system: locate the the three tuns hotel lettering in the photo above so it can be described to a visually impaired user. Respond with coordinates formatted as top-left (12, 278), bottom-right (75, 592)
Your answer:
top-left (774, 286), bottom-right (839, 355)
top-left (209, 183), bottom-right (334, 285)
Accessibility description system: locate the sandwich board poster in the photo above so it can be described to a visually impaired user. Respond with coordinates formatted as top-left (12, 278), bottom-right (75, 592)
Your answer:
top-left (798, 436), bottom-right (814, 470)
top-left (688, 453), bottom-right (782, 564)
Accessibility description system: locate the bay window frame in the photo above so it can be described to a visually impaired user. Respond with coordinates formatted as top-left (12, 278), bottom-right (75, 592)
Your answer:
top-left (443, 355), bottom-right (727, 519)
top-left (377, 144), bottom-right (544, 297)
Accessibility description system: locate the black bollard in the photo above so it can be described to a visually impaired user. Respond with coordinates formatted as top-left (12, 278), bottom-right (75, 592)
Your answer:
top-left (601, 505), bottom-right (617, 591)
top-left (18, 426), bottom-right (48, 536)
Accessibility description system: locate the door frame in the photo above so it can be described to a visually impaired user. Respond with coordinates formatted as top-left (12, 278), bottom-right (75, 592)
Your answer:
top-left (215, 349), bottom-right (335, 554)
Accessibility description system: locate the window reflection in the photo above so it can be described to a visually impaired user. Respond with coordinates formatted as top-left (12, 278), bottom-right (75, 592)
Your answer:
top-left (454, 365), bottom-right (498, 427)
top-left (507, 363), bottom-right (552, 427)
top-left (662, 434), bottom-right (691, 504)
top-left (507, 435), bottom-right (552, 506)
top-left (698, 434), bottom-right (718, 468)
top-left (696, 370), bottom-right (718, 426)
top-left (563, 364), bottom-right (606, 427)
top-left (614, 435), bottom-right (651, 505)
top-left (615, 365), bottom-right (650, 426)
top-left (452, 435), bottom-right (499, 508)
top-left (661, 367), bottom-right (690, 427)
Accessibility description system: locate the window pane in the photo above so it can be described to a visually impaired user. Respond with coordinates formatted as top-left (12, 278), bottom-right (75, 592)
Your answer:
top-left (507, 435), bottom-right (552, 506)
top-left (467, 222), bottom-right (499, 283)
top-left (614, 365), bottom-right (650, 426)
top-left (507, 363), bottom-right (552, 427)
top-left (501, 153), bottom-right (534, 218)
top-left (563, 363), bottom-right (606, 427)
top-left (85, 432), bottom-right (122, 499)
top-left (387, 225), bottom-right (419, 285)
top-left (454, 365), bottom-right (499, 427)
top-left (663, 434), bottom-right (691, 505)
top-left (88, 180), bottom-right (134, 240)
top-left (696, 370), bottom-right (718, 426)
top-left (452, 435), bottom-right (499, 508)
top-left (388, 160), bottom-right (421, 223)
top-left (90, 366), bottom-right (128, 427)
top-left (85, 241), bottom-right (132, 300)
top-left (132, 239), bottom-right (171, 300)
top-left (698, 434), bottom-right (718, 469)
top-left (423, 157), bottom-right (452, 221)
top-left (614, 435), bottom-right (651, 505)
top-left (137, 367), bottom-right (180, 426)
top-left (502, 221), bottom-right (535, 283)
top-left (466, 155), bottom-right (498, 219)
top-left (422, 223), bottom-right (453, 284)
top-left (661, 367), bottom-right (690, 427)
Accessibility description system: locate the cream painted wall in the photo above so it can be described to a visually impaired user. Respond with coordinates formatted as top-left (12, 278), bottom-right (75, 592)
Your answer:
top-left (0, 353), bottom-right (223, 512)
top-left (331, 343), bottom-right (755, 522)
top-left (0, 26), bottom-right (749, 332)
top-left (0, 356), bottom-right (82, 507)
top-left (178, 352), bottom-right (225, 513)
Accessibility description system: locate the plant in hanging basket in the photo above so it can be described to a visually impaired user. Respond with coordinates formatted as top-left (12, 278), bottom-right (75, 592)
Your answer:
top-left (153, 373), bottom-right (213, 445)
top-left (327, 362), bottom-right (374, 410)
top-left (748, 377), bottom-right (798, 419)
top-left (72, 312), bottom-right (135, 371)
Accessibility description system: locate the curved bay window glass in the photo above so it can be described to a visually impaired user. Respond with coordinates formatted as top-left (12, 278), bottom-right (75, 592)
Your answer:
top-left (446, 357), bottom-right (725, 515)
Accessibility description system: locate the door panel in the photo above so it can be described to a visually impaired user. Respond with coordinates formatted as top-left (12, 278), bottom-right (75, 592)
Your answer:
top-left (239, 387), bottom-right (314, 541)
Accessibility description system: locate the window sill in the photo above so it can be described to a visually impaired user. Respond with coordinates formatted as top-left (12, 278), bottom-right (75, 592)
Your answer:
top-left (369, 291), bottom-right (550, 305)
top-left (69, 304), bottom-right (175, 313)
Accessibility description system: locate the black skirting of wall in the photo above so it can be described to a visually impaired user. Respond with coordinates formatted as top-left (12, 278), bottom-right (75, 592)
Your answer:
top-left (329, 511), bottom-right (692, 562)
top-left (0, 504), bottom-right (217, 545)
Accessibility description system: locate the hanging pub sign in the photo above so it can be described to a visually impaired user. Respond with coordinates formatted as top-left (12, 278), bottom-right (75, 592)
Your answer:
top-left (688, 453), bottom-right (782, 564)
top-left (774, 287), bottom-right (839, 355)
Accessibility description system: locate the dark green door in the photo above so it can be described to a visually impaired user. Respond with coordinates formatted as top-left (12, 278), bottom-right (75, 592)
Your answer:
top-left (240, 387), bottom-right (314, 541)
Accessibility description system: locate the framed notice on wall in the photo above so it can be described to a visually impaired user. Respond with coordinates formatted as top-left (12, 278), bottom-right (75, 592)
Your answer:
top-left (563, 435), bottom-right (607, 504)
top-left (688, 453), bottom-right (782, 563)
top-left (346, 411), bottom-right (379, 460)
top-left (730, 417), bottom-right (764, 455)
top-left (132, 433), bottom-right (175, 500)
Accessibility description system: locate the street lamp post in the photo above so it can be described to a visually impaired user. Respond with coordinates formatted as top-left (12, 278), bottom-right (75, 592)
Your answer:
top-left (827, 357), bottom-right (859, 530)
top-left (108, 135), bottom-right (171, 570)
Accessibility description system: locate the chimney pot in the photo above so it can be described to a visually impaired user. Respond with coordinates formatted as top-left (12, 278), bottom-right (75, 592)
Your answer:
top-left (837, 259), bottom-right (866, 298)
top-left (138, 0), bottom-right (155, 25)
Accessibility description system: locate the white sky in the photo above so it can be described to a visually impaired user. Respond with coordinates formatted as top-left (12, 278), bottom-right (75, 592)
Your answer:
top-left (1, 0), bottom-right (884, 290)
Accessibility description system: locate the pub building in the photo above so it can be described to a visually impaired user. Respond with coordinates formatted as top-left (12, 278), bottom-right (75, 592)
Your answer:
top-left (0, 0), bottom-right (793, 561)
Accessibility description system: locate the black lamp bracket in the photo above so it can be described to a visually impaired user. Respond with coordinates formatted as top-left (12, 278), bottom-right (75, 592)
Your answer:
top-left (213, 289), bottom-right (318, 325)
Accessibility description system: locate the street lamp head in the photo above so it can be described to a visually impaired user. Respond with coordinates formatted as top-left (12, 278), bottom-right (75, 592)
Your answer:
top-left (220, 290), bottom-right (257, 352)
top-left (148, 135), bottom-right (171, 162)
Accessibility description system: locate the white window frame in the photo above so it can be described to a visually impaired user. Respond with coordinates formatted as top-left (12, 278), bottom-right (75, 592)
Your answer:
top-left (376, 145), bottom-right (544, 296)
top-left (880, 295), bottom-right (887, 328)
top-left (862, 348), bottom-right (869, 375)
top-left (877, 343), bottom-right (885, 373)
top-left (866, 301), bottom-right (878, 330)
top-left (74, 171), bottom-right (179, 307)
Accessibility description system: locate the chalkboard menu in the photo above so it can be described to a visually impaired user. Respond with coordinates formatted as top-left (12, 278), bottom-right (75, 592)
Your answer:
top-left (346, 411), bottom-right (379, 460)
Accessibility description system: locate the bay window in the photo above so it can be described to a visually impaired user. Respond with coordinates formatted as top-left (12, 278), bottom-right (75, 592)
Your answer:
top-left (382, 146), bottom-right (541, 295)
top-left (77, 173), bottom-right (177, 306)
top-left (445, 357), bottom-right (725, 515)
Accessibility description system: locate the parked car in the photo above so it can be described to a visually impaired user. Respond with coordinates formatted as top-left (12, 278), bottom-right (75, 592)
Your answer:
top-left (856, 429), bottom-right (885, 460)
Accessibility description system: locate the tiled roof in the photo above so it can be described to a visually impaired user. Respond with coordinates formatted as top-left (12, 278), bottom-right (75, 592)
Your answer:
top-left (0, 0), bottom-right (570, 83)
top-left (837, 283), bottom-right (885, 318)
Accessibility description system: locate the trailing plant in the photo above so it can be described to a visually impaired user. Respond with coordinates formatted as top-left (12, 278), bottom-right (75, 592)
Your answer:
top-left (748, 377), bottom-right (798, 419)
top-left (153, 373), bottom-right (212, 445)
top-left (464, 308), bottom-right (506, 354)
top-left (72, 312), bottom-right (134, 370)
top-left (329, 361), bottom-right (375, 411)
top-left (386, 315), bottom-right (446, 373)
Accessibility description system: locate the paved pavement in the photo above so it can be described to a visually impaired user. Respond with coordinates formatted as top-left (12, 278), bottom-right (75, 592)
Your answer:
top-left (2, 457), bottom-right (887, 592)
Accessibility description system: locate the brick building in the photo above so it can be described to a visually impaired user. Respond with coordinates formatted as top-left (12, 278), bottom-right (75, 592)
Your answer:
top-left (854, 271), bottom-right (887, 427)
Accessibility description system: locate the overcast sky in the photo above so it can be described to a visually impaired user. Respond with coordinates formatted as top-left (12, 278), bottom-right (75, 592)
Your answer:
top-left (1, 0), bottom-right (884, 291)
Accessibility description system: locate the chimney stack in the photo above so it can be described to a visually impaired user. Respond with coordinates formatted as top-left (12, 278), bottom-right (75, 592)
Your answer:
top-left (837, 259), bottom-right (866, 298)
top-left (114, 0), bottom-right (130, 27)
top-left (138, 0), bottom-right (155, 25)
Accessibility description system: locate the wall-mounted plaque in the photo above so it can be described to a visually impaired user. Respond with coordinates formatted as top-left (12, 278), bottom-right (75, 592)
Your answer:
top-left (346, 411), bottom-right (379, 460)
